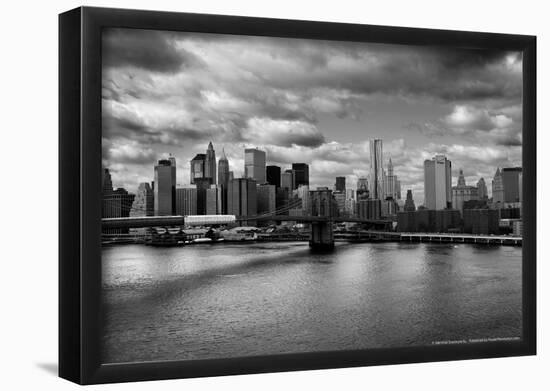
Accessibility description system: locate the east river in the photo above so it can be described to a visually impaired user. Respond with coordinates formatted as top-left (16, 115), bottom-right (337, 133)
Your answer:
top-left (101, 242), bottom-right (522, 364)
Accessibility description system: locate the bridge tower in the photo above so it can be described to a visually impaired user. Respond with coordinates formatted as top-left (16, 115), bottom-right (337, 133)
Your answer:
top-left (309, 189), bottom-right (335, 250)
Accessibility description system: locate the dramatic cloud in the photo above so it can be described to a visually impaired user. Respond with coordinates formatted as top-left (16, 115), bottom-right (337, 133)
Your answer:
top-left (101, 28), bottom-right (523, 204)
top-left (102, 29), bottom-right (204, 73)
top-left (243, 117), bottom-right (325, 147)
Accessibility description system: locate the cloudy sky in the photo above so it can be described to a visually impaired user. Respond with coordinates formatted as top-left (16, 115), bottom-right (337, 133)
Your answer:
top-left (102, 28), bottom-right (522, 205)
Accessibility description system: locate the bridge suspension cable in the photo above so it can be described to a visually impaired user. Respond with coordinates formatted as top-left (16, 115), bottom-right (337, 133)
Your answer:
top-left (103, 194), bottom-right (307, 220)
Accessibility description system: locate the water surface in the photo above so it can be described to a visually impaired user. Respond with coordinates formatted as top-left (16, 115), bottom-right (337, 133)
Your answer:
top-left (101, 242), bottom-right (522, 363)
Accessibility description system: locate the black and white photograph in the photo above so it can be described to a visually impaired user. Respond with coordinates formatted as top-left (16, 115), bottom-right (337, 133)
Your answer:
top-left (99, 27), bottom-right (525, 365)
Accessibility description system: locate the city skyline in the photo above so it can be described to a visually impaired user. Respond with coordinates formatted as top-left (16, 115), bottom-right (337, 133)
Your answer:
top-left (105, 139), bottom-right (518, 209)
top-left (102, 28), bottom-right (522, 205)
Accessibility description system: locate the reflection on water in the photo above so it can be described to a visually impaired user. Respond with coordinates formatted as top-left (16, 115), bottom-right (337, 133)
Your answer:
top-left (101, 242), bottom-right (522, 363)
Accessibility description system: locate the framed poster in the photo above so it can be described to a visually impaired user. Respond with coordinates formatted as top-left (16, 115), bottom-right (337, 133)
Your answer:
top-left (59, 6), bottom-right (536, 384)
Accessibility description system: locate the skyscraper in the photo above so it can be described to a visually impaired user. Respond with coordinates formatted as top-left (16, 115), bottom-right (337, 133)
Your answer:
top-left (102, 168), bottom-right (113, 195)
top-left (154, 159), bottom-right (176, 216)
top-left (404, 189), bottom-right (416, 212)
top-left (281, 170), bottom-right (295, 191)
top-left (266, 165), bottom-right (281, 188)
top-left (276, 187), bottom-right (290, 215)
top-left (257, 184), bottom-right (276, 215)
top-left (292, 163), bottom-right (309, 188)
top-left (356, 176), bottom-right (369, 201)
top-left (244, 148), bottom-right (266, 183)
top-left (451, 168), bottom-right (478, 214)
top-left (217, 148), bottom-right (230, 214)
top-left (492, 168), bottom-right (504, 205)
top-left (195, 178), bottom-right (211, 215)
top-left (333, 191), bottom-right (346, 216)
top-left (204, 141), bottom-right (217, 184)
top-left (217, 148), bottom-right (230, 188)
top-left (228, 178), bottom-right (257, 218)
top-left (175, 187), bottom-right (197, 216)
top-left (296, 185), bottom-right (310, 212)
top-left (345, 197), bottom-right (356, 217)
top-left (424, 155), bottom-right (452, 210)
top-left (384, 157), bottom-right (398, 200)
top-left (356, 177), bottom-right (368, 191)
top-left (501, 167), bottom-right (522, 203)
top-left (369, 139), bottom-right (384, 200)
top-left (102, 187), bottom-right (135, 234)
top-left (206, 185), bottom-right (223, 215)
top-left (130, 182), bottom-right (154, 217)
top-left (477, 177), bottom-right (488, 199)
top-left (335, 176), bottom-right (346, 192)
top-left (366, 199), bottom-right (381, 219)
top-left (395, 179), bottom-right (402, 200)
top-left (190, 154), bottom-right (206, 185)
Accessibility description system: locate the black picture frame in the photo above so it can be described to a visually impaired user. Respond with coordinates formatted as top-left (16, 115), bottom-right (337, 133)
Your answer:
top-left (59, 6), bottom-right (536, 385)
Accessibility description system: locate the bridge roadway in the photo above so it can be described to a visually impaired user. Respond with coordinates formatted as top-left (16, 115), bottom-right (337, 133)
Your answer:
top-left (101, 215), bottom-right (390, 229)
top-left (339, 231), bottom-right (522, 245)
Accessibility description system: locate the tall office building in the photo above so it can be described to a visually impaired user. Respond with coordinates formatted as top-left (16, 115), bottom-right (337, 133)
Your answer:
top-left (356, 176), bottom-right (369, 202)
top-left (381, 198), bottom-right (398, 217)
top-left (130, 182), bottom-right (154, 217)
top-left (276, 187), bottom-right (290, 215)
top-left (369, 139), bottom-right (384, 200)
top-left (395, 179), bottom-right (401, 200)
top-left (292, 163), bottom-right (309, 188)
top-left (492, 168), bottom-right (504, 205)
top-left (424, 154), bottom-right (452, 210)
top-left (366, 199), bottom-right (381, 219)
top-left (357, 177), bottom-right (368, 191)
top-left (335, 176), bottom-right (346, 192)
top-left (333, 190), bottom-right (346, 216)
top-left (175, 187), bottom-right (197, 216)
top-left (168, 155), bottom-right (176, 167)
top-left (356, 199), bottom-right (368, 219)
top-left (257, 184), bottom-right (276, 215)
top-left (477, 177), bottom-right (488, 199)
top-left (154, 159), bottom-right (176, 215)
top-left (190, 154), bottom-right (206, 185)
top-left (228, 178), bottom-right (257, 218)
top-left (195, 177), bottom-right (211, 215)
top-left (102, 168), bottom-right (113, 195)
top-left (281, 170), bottom-right (295, 191)
top-left (204, 141), bottom-right (217, 184)
top-left (217, 148), bottom-right (230, 214)
top-left (501, 167), bottom-right (522, 203)
top-left (217, 148), bottom-right (230, 188)
top-left (103, 188), bottom-right (135, 218)
top-left (345, 197), bottom-right (356, 217)
top-left (244, 148), bottom-right (266, 183)
top-left (384, 157), bottom-right (399, 200)
top-left (404, 189), bottom-right (416, 212)
top-left (266, 165), bottom-right (281, 188)
top-left (102, 187), bottom-right (135, 234)
top-left (452, 169), bottom-right (478, 214)
top-left (296, 185), bottom-right (310, 212)
top-left (206, 185), bottom-right (223, 215)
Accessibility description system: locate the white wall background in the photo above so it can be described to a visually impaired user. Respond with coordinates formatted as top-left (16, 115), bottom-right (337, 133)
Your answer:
top-left (0, 0), bottom-right (547, 389)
